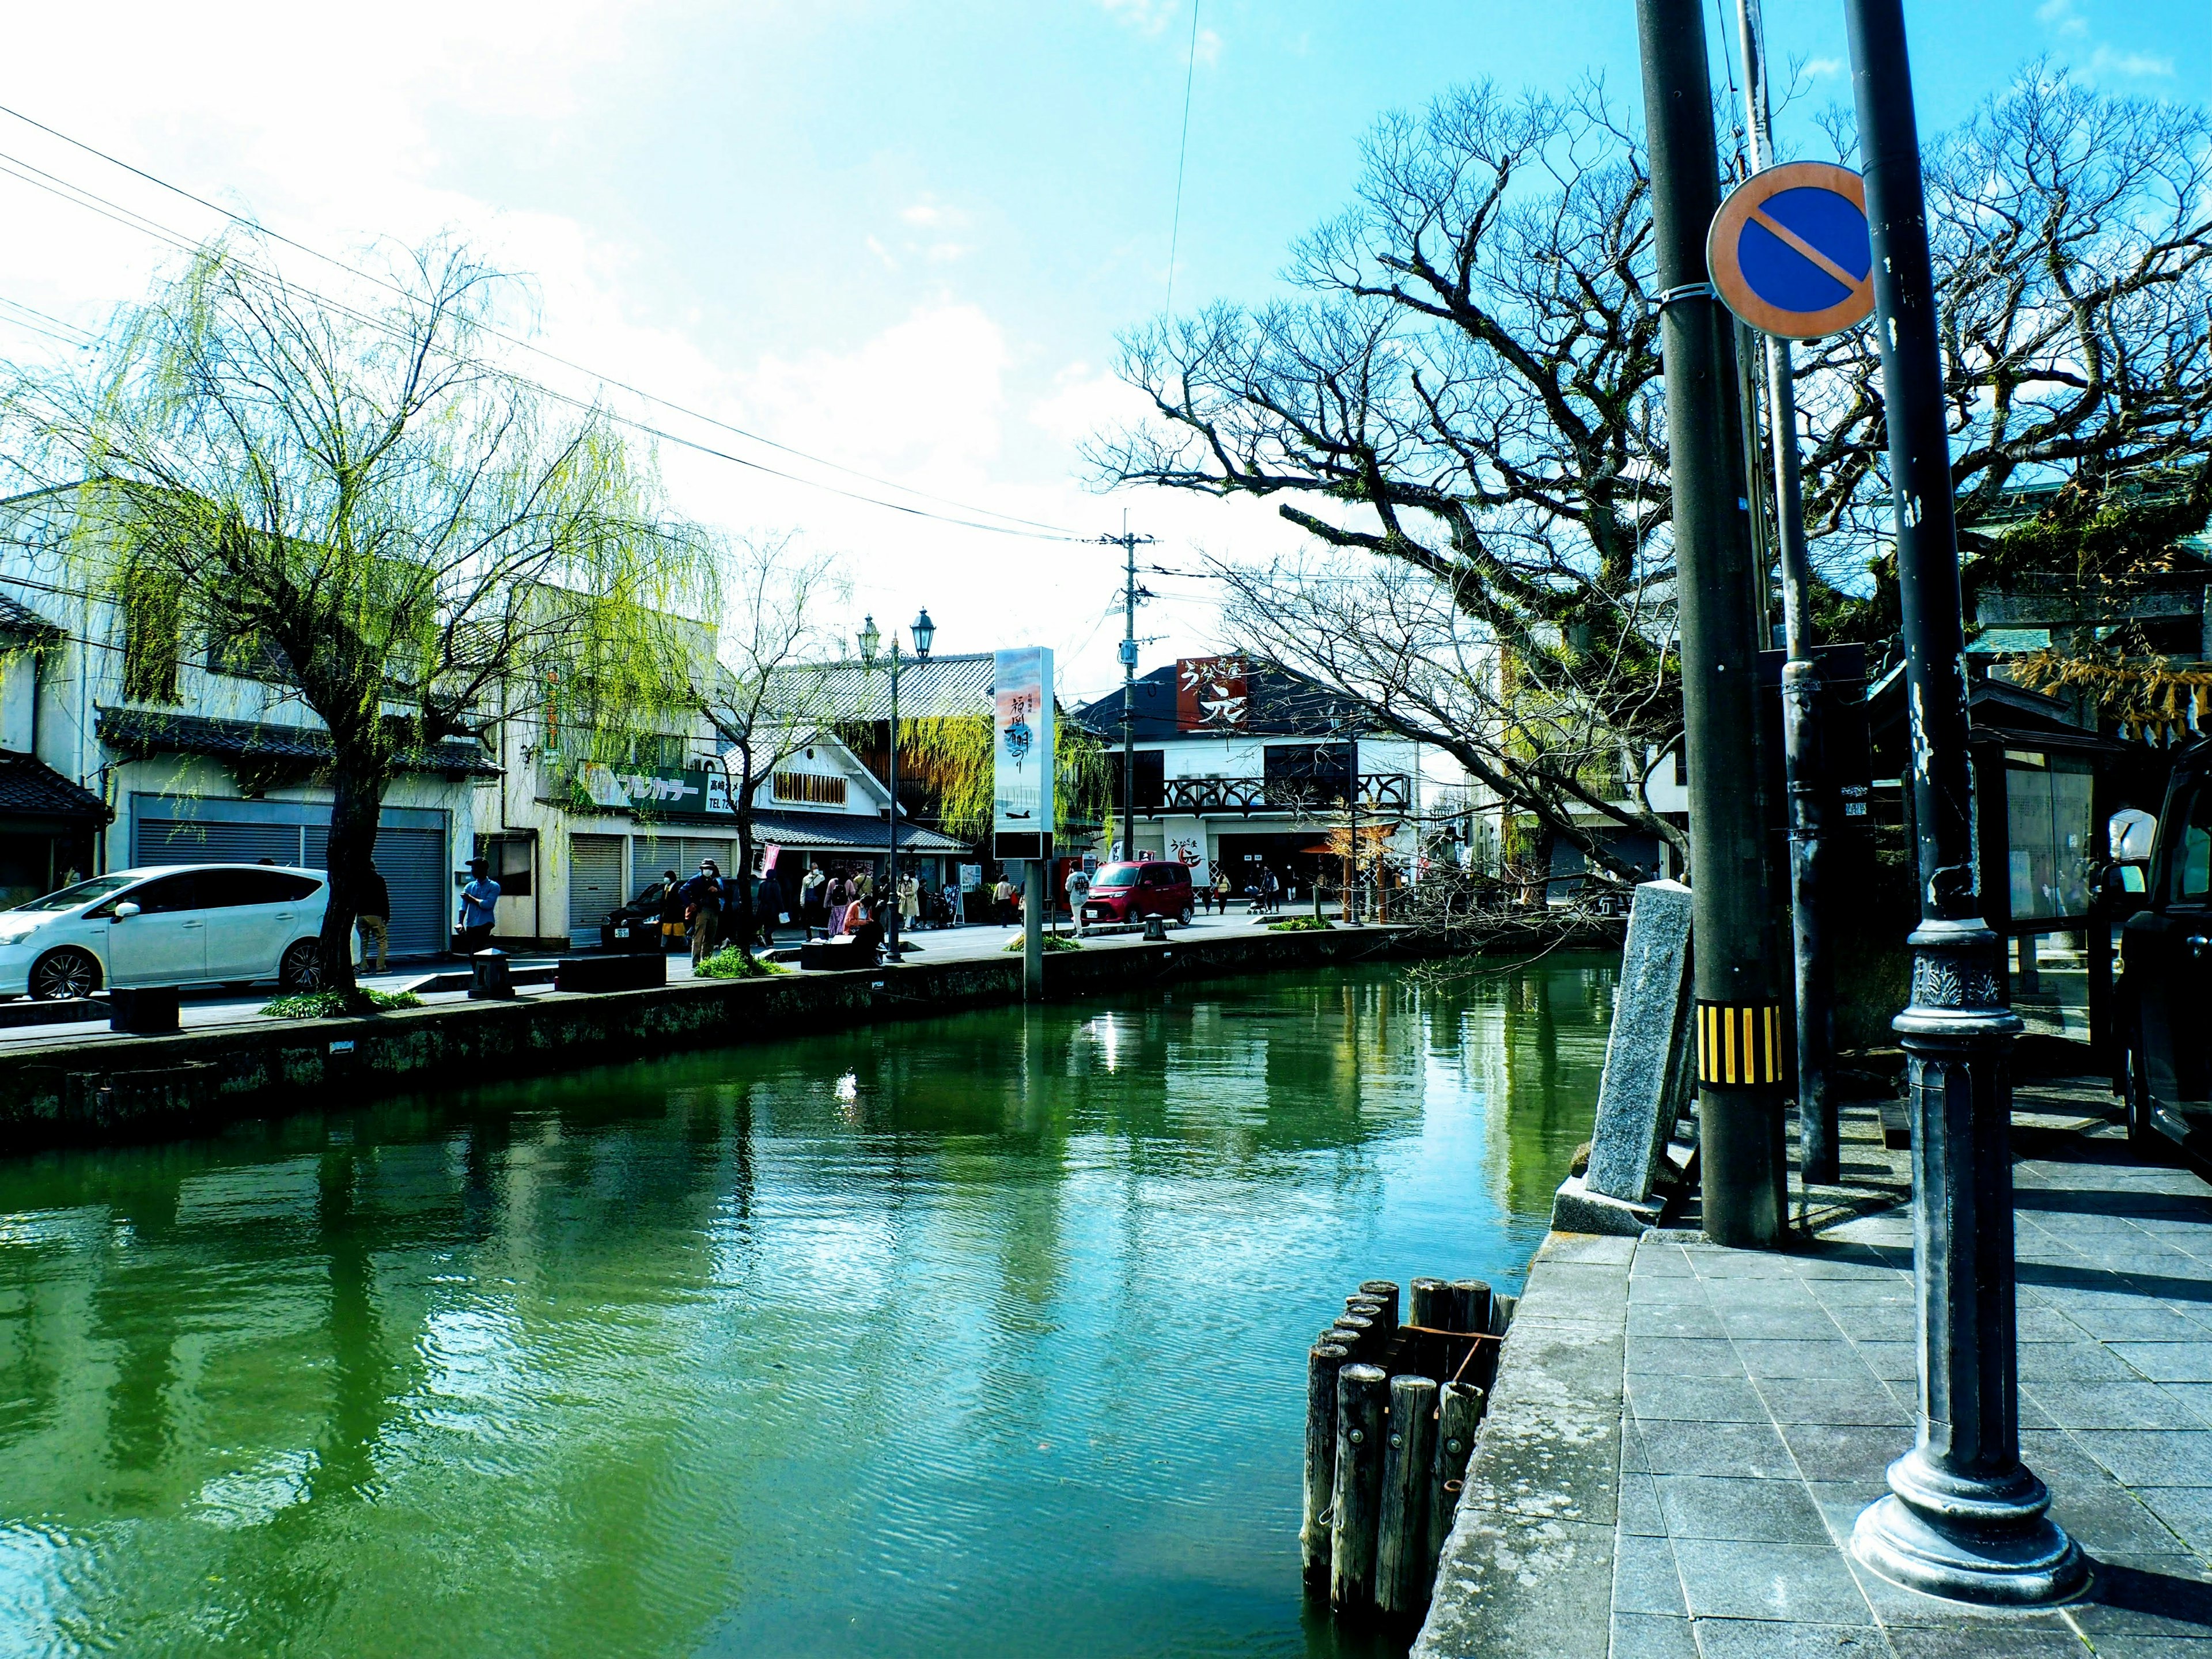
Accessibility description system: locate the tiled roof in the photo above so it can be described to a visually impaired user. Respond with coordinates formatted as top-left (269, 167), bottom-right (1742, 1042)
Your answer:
top-left (97, 707), bottom-right (501, 776)
top-left (745, 808), bottom-right (969, 855)
top-left (1072, 660), bottom-right (1369, 741)
top-left (764, 653), bottom-right (997, 722)
top-left (0, 593), bottom-right (60, 646)
top-left (0, 752), bottom-right (108, 821)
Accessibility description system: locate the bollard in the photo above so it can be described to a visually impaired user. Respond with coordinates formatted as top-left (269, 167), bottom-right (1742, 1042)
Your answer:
top-left (1303, 1340), bottom-right (1354, 1594)
top-left (1330, 1312), bottom-right (1376, 1355)
top-left (1408, 1277), bottom-right (1448, 1330)
top-left (1427, 1380), bottom-right (1486, 1593)
top-left (1358, 1279), bottom-right (1402, 1334)
top-left (1377, 1373), bottom-right (1440, 1624)
top-left (1448, 1278), bottom-right (1493, 1335)
top-left (469, 949), bottom-right (514, 1001)
top-left (1344, 1293), bottom-right (1388, 1330)
top-left (1330, 1363), bottom-right (1389, 1618)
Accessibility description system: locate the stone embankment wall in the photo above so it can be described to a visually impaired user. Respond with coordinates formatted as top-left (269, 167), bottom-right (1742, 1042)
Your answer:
top-left (0, 926), bottom-right (1420, 1148)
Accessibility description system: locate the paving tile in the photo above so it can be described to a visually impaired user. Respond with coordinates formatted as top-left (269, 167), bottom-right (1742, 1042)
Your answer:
top-left (2021, 1429), bottom-right (2122, 1487)
top-left (2070, 1554), bottom-right (2212, 1640)
top-left (1671, 1536), bottom-right (1874, 1623)
top-left (1633, 1276), bottom-right (1701, 1305)
top-left (1754, 1376), bottom-right (1914, 1427)
top-left (1651, 1474), bottom-right (1831, 1544)
top-left (2112, 1344), bottom-right (2212, 1384)
top-left (2071, 1430), bottom-right (2212, 1488)
top-left (2073, 1634), bottom-right (2212, 1657)
top-left (2162, 1385), bottom-right (2212, 1427)
top-left (1627, 1302), bottom-right (1729, 1339)
top-left (1611, 1528), bottom-right (1685, 1616)
top-left (1880, 1622), bottom-right (2090, 1655)
top-left (1687, 1616), bottom-right (1891, 1655)
top-left (1619, 1469), bottom-right (1666, 1537)
top-left (2024, 1381), bottom-right (2211, 1431)
top-left (1804, 1479), bottom-right (1891, 1543)
top-left (1853, 1340), bottom-right (1921, 1381)
top-left (2021, 1340), bottom-right (2162, 1383)
top-left (1631, 1338), bottom-right (1745, 1377)
top-left (1626, 1372), bottom-right (1770, 1425)
top-left (1807, 1278), bottom-right (1916, 1306)
top-left (1631, 1244), bottom-right (1696, 1278)
top-left (2014, 1305), bottom-right (2092, 1342)
top-left (1790, 1252), bottom-right (1900, 1282)
top-left (2044, 1479), bottom-right (2206, 1558)
top-left (1607, 1611), bottom-right (1698, 1659)
top-left (1638, 1418), bottom-right (1800, 1480)
top-left (2067, 1305), bottom-right (2212, 1342)
top-left (1682, 1249), bottom-right (1806, 1279)
top-left (2134, 1488), bottom-right (2212, 1556)
top-left (1419, 1513), bottom-right (1613, 1659)
top-left (1778, 1422), bottom-right (1910, 1484)
top-left (1734, 1339), bottom-right (1882, 1381)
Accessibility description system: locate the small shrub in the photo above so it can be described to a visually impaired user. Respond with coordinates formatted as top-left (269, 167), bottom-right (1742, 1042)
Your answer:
top-left (1003, 933), bottom-right (1084, 953)
top-left (1268, 915), bottom-right (1333, 932)
top-left (692, 948), bottom-right (790, 979)
top-left (262, 988), bottom-right (423, 1019)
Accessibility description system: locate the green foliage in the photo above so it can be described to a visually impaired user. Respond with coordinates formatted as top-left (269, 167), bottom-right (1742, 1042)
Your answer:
top-left (1267, 915), bottom-right (1333, 932)
top-left (691, 948), bottom-right (790, 979)
top-left (844, 709), bottom-right (1111, 843)
top-left (261, 988), bottom-right (423, 1018)
top-left (1003, 932), bottom-right (1084, 953)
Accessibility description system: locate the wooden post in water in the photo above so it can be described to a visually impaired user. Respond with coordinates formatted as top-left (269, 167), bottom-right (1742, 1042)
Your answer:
top-left (1449, 1278), bottom-right (1492, 1335)
top-left (1344, 1293), bottom-right (1388, 1330)
top-left (1331, 1312), bottom-right (1376, 1355)
top-left (1376, 1373), bottom-right (1440, 1624)
top-left (1303, 1340), bottom-right (1354, 1594)
top-left (1330, 1362), bottom-right (1389, 1617)
top-left (1408, 1277), bottom-right (1448, 1329)
top-left (1358, 1279), bottom-right (1401, 1334)
top-left (1427, 1379), bottom-right (1485, 1591)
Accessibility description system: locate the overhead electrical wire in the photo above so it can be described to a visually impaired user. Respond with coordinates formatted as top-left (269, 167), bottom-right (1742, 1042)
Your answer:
top-left (0, 109), bottom-right (1089, 543)
top-left (1162, 0), bottom-right (1202, 319)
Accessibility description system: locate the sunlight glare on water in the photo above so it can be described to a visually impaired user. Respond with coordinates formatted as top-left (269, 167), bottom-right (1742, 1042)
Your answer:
top-left (0, 959), bottom-right (1613, 1658)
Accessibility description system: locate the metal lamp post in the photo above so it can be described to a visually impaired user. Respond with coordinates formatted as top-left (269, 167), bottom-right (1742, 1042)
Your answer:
top-left (859, 609), bottom-right (932, 959)
top-left (1842, 0), bottom-right (2084, 1605)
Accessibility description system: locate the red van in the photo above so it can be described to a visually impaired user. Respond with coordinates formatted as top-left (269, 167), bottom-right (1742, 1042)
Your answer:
top-left (1082, 860), bottom-right (1196, 926)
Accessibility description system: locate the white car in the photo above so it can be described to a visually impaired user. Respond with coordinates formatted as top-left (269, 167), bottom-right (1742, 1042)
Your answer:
top-left (0, 864), bottom-right (338, 1001)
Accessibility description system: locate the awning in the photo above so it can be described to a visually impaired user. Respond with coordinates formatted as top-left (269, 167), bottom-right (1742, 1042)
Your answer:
top-left (0, 752), bottom-right (108, 822)
top-left (746, 808), bottom-right (969, 855)
top-left (97, 706), bottom-right (500, 777)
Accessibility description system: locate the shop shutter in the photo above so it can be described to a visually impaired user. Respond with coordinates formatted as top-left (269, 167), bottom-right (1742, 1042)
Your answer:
top-left (307, 824), bottom-right (448, 960)
top-left (135, 817), bottom-right (305, 868)
top-left (632, 835), bottom-right (734, 891)
top-left (568, 834), bottom-right (624, 945)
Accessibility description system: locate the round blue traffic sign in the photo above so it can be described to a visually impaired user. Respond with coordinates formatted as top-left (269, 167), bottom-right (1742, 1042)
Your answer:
top-left (1707, 162), bottom-right (1874, 339)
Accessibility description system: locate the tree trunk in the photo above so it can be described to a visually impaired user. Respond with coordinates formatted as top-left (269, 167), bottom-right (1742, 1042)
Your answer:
top-left (320, 759), bottom-right (388, 1007)
top-left (732, 760), bottom-right (757, 963)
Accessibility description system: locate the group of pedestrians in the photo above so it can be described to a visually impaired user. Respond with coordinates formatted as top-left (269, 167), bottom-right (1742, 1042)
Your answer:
top-left (789, 864), bottom-right (923, 941)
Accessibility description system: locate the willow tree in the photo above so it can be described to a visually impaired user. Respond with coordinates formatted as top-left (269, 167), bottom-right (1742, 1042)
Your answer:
top-left (1, 236), bottom-right (703, 1004)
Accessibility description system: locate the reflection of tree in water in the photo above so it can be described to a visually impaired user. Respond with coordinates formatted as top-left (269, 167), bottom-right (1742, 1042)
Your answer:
top-left (1482, 959), bottom-right (1616, 1220)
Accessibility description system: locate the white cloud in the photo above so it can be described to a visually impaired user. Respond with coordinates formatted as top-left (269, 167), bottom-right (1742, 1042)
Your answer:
top-left (1097, 0), bottom-right (1182, 36)
top-left (2037, 0), bottom-right (2091, 37)
top-left (1802, 57), bottom-right (1844, 81)
top-left (2087, 43), bottom-right (2175, 77)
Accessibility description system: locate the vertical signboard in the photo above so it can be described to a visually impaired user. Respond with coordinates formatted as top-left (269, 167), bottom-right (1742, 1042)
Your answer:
top-left (993, 646), bottom-right (1054, 861)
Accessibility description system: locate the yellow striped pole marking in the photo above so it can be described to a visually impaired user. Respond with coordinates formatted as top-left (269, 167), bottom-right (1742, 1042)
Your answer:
top-left (1696, 1001), bottom-right (1785, 1086)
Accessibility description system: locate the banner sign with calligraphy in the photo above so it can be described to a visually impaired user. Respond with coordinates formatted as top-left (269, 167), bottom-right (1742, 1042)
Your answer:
top-left (1177, 656), bottom-right (1250, 732)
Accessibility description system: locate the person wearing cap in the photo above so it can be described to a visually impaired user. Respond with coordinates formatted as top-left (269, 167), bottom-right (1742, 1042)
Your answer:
top-left (681, 859), bottom-right (725, 965)
top-left (456, 857), bottom-right (501, 955)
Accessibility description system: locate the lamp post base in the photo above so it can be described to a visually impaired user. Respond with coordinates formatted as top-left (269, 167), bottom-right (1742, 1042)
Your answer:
top-left (1852, 1468), bottom-right (2085, 1607)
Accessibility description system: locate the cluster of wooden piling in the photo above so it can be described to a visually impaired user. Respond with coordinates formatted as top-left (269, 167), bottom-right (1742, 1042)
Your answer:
top-left (1302, 1277), bottom-right (1516, 1631)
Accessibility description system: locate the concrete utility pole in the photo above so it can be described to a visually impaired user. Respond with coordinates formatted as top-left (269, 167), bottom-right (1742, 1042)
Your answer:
top-left (1024, 859), bottom-right (1046, 1000)
top-left (1100, 517), bottom-right (1154, 860)
top-left (1635, 0), bottom-right (1789, 1249)
top-left (1841, 0), bottom-right (2085, 1605)
top-left (1734, 0), bottom-right (1839, 1186)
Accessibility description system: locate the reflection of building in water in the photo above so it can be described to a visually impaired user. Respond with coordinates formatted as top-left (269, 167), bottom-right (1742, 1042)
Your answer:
top-left (1468, 960), bottom-right (1617, 1222)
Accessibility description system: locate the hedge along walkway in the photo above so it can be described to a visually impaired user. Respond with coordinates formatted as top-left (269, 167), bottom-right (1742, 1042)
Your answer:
top-left (1416, 1086), bottom-right (2212, 1659)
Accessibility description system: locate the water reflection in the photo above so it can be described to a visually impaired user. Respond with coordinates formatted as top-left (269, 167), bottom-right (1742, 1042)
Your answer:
top-left (0, 958), bottom-right (1612, 1659)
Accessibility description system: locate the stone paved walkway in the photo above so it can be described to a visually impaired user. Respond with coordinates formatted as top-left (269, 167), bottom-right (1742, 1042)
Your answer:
top-left (1421, 1093), bottom-right (2212, 1658)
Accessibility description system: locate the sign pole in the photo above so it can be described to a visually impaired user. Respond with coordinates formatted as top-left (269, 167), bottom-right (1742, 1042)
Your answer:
top-left (1024, 859), bottom-right (1045, 1001)
top-left (1733, 0), bottom-right (1839, 1186)
top-left (1636, 0), bottom-right (1788, 1249)
top-left (1841, 0), bottom-right (2084, 1605)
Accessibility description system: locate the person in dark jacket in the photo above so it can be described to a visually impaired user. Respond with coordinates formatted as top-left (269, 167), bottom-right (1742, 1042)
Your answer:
top-left (683, 861), bottom-right (725, 964)
top-left (755, 867), bottom-right (785, 947)
top-left (656, 868), bottom-right (684, 949)
top-left (357, 862), bottom-right (392, 973)
top-left (847, 899), bottom-right (886, 961)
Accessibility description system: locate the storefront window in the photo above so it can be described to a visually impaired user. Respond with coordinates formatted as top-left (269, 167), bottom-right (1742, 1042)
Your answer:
top-left (2005, 756), bottom-right (2094, 921)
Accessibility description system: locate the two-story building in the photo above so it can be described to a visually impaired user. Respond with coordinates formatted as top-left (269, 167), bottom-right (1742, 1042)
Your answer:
top-left (0, 486), bottom-right (493, 959)
top-left (1071, 657), bottom-right (1444, 897)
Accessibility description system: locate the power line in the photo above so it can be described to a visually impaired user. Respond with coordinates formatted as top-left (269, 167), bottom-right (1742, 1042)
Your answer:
top-left (1162, 0), bottom-right (1202, 318)
top-left (0, 145), bottom-right (1089, 544)
top-left (0, 108), bottom-right (1088, 541)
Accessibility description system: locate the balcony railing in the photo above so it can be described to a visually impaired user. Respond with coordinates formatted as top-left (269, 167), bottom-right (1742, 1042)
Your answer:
top-left (1142, 772), bottom-right (1412, 818)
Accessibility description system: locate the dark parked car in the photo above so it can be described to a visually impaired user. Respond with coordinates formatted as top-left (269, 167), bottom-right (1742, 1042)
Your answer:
top-left (601, 877), bottom-right (683, 953)
top-left (2122, 740), bottom-right (2212, 1160)
top-left (1081, 860), bottom-right (1195, 926)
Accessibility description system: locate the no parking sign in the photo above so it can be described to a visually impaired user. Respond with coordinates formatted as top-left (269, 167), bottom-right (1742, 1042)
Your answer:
top-left (1707, 161), bottom-right (1874, 339)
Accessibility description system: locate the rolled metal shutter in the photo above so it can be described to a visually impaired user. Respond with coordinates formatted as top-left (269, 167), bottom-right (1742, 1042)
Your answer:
top-left (569, 834), bottom-right (623, 945)
top-left (135, 818), bottom-right (304, 867)
top-left (307, 824), bottom-right (447, 961)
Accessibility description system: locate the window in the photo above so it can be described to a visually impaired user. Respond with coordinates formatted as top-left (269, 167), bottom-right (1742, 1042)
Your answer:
top-left (774, 771), bottom-right (847, 806)
top-left (1107, 750), bottom-right (1165, 810)
top-left (200, 868), bottom-right (320, 907)
top-left (13, 874), bottom-right (135, 914)
top-left (120, 569), bottom-right (183, 704)
top-left (120, 872), bottom-right (204, 915)
top-left (1264, 743), bottom-right (1353, 804)
top-left (474, 834), bottom-right (534, 899)
top-left (2173, 787), bottom-right (2212, 904)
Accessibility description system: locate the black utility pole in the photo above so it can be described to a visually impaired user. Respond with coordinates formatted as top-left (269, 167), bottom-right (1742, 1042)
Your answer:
top-left (1734, 0), bottom-right (1838, 1187)
top-left (1842, 0), bottom-right (2084, 1605)
top-left (1637, 0), bottom-right (1788, 1249)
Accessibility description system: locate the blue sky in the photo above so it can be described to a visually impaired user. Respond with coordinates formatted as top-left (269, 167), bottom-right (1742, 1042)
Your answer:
top-left (0, 0), bottom-right (2202, 699)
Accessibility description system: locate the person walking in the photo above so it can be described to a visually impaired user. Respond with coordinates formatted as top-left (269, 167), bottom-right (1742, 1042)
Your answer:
top-left (1065, 863), bottom-right (1092, 931)
top-left (897, 872), bottom-right (920, 935)
top-left (456, 857), bottom-right (501, 956)
top-left (657, 868), bottom-right (684, 950)
top-left (992, 872), bottom-right (1015, 924)
top-left (756, 865), bottom-right (785, 948)
top-left (683, 859), bottom-right (725, 965)
top-left (1262, 865), bottom-right (1281, 914)
top-left (854, 866), bottom-right (874, 906)
top-left (1213, 870), bottom-right (1231, 916)
top-left (357, 861), bottom-right (391, 974)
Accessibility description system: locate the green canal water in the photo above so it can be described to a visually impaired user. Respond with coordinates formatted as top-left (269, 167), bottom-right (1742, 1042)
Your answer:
top-left (0, 959), bottom-right (1613, 1659)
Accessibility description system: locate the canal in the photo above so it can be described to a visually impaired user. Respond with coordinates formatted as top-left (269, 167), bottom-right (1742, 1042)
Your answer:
top-left (0, 958), bottom-right (1613, 1658)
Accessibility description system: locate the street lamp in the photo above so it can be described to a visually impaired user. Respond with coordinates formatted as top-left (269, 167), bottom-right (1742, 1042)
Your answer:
top-left (858, 610), bottom-right (926, 959)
